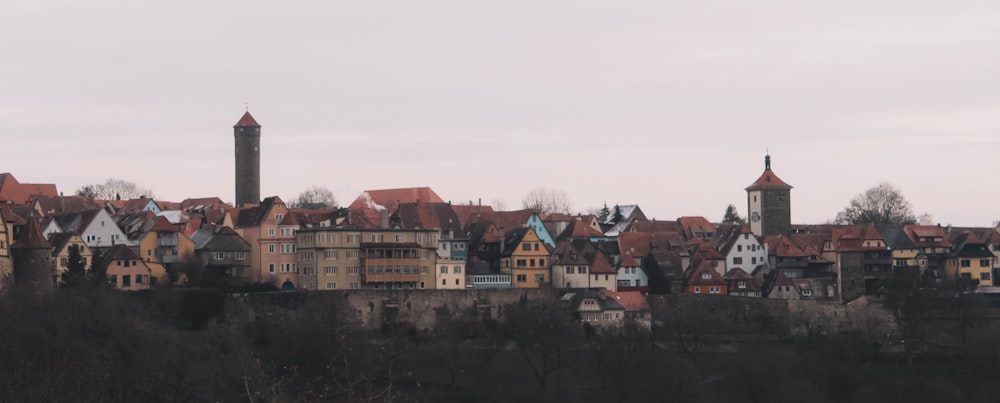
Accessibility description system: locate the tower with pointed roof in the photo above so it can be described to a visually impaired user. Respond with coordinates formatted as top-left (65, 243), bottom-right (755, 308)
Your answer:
top-left (234, 111), bottom-right (261, 208)
top-left (746, 154), bottom-right (792, 237)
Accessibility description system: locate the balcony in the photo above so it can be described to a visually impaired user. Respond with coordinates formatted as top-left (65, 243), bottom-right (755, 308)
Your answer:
top-left (362, 273), bottom-right (421, 283)
top-left (157, 237), bottom-right (179, 247)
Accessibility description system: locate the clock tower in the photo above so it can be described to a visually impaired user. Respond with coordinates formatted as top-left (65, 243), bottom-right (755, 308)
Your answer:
top-left (746, 154), bottom-right (792, 237)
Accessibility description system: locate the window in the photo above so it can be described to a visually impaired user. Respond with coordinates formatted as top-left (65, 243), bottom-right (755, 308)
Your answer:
top-left (136, 275), bottom-right (143, 284)
top-left (738, 281), bottom-right (746, 289)
top-left (122, 275), bottom-right (131, 287)
top-left (455, 279), bottom-right (460, 285)
top-left (417, 234), bottom-right (427, 243)
top-left (565, 267), bottom-right (573, 274)
top-left (961, 259), bottom-right (971, 267)
top-left (455, 243), bottom-right (465, 250)
top-left (442, 279), bottom-right (447, 285)
top-left (268, 244), bottom-right (275, 254)
top-left (982, 272), bottom-right (992, 281)
top-left (348, 250), bottom-right (359, 260)
top-left (395, 234), bottom-right (404, 243)
top-left (535, 274), bottom-right (544, 283)
top-left (751, 257), bottom-right (757, 264)
top-left (534, 243), bottom-right (539, 251)
top-left (214, 252), bottom-right (226, 260)
top-left (235, 252), bottom-right (246, 260)
top-left (522, 243), bottom-right (531, 251)
top-left (326, 282), bottom-right (337, 289)
top-left (280, 243), bottom-right (295, 254)
top-left (348, 234), bottom-right (360, 243)
top-left (693, 287), bottom-right (701, 294)
top-left (440, 266), bottom-right (448, 274)
top-left (419, 281), bottom-right (425, 289)
top-left (325, 266), bottom-right (337, 274)
top-left (802, 290), bottom-right (812, 296)
top-left (578, 267), bottom-right (587, 274)
top-left (737, 245), bottom-right (742, 252)
top-left (516, 274), bottom-right (527, 282)
top-left (454, 266), bottom-right (461, 274)
top-left (324, 250), bottom-right (338, 259)
top-left (733, 257), bottom-right (743, 265)
top-left (269, 264), bottom-right (275, 273)
top-left (348, 266), bottom-right (359, 274)
top-left (60, 258), bottom-right (68, 267)
top-left (540, 259), bottom-right (545, 266)
top-left (516, 259), bottom-right (527, 267)
top-left (530, 259), bottom-right (536, 267)
top-left (981, 259), bottom-right (991, 267)
top-left (268, 228), bottom-right (275, 237)
top-left (349, 282), bottom-right (359, 289)
top-left (370, 234), bottom-right (383, 242)
top-left (701, 273), bottom-right (711, 279)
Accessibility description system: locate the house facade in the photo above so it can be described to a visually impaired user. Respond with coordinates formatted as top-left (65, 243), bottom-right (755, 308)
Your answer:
top-left (295, 227), bottom-right (438, 290)
top-left (100, 244), bottom-right (153, 291)
top-left (500, 228), bottom-right (552, 288)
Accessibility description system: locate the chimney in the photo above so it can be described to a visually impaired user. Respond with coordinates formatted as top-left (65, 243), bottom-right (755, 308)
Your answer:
top-left (498, 226), bottom-right (505, 254)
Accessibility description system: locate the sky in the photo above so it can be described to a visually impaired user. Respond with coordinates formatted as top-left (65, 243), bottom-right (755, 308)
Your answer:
top-left (2, 1), bottom-right (998, 226)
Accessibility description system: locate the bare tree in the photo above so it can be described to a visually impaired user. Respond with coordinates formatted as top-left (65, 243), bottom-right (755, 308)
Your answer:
top-left (76, 178), bottom-right (156, 200)
top-left (489, 197), bottom-right (508, 211)
top-left (834, 182), bottom-right (918, 227)
top-left (289, 185), bottom-right (338, 209)
top-left (521, 187), bottom-right (571, 215)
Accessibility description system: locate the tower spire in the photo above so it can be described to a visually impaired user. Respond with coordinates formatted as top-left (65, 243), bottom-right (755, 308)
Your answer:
top-left (765, 152), bottom-right (771, 170)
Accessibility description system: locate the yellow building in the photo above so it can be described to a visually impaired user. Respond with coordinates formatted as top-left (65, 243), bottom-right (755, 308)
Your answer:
top-left (945, 232), bottom-right (995, 288)
top-left (47, 233), bottom-right (93, 283)
top-left (500, 228), bottom-right (552, 288)
top-left (138, 216), bottom-right (195, 283)
top-left (296, 228), bottom-right (439, 290)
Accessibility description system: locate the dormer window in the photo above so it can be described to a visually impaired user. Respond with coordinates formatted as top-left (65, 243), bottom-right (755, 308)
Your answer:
top-left (738, 281), bottom-right (746, 289)
top-left (701, 273), bottom-right (712, 279)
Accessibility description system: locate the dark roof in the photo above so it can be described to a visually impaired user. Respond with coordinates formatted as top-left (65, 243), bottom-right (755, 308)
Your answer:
top-left (235, 196), bottom-right (284, 227)
top-left (47, 232), bottom-right (82, 256)
top-left (12, 217), bottom-right (52, 249)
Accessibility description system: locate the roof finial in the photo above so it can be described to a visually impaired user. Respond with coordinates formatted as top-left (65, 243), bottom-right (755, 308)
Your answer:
top-left (245, 102), bottom-right (249, 112)
top-left (765, 151), bottom-right (771, 170)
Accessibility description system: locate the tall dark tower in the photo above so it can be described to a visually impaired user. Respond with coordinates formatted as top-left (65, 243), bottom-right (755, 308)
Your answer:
top-left (746, 154), bottom-right (792, 237)
top-left (234, 111), bottom-right (261, 208)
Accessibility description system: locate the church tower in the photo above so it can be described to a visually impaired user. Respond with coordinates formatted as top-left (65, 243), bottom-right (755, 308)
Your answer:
top-left (746, 154), bottom-right (792, 237)
top-left (234, 111), bottom-right (261, 208)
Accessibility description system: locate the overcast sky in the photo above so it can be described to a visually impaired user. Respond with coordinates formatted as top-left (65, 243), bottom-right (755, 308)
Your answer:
top-left (2, 1), bottom-right (998, 226)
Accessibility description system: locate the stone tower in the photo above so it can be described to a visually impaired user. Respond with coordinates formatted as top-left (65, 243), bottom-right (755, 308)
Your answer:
top-left (746, 154), bottom-right (792, 237)
top-left (11, 217), bottom-right (54, 290)
top-left (234, 111), bottom-right (261, 208)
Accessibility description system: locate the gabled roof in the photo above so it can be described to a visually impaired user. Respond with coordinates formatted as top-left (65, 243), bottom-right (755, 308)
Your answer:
top-left (394, 201), bottom-right (461, 230)
top-left (903, 225), bottom-right (949, 248)
top-left (47, 232), bottom-right (84, 256)
top-left (551, 239), bottom-right (593, 266)
top-left (234, 111), bottom-right (260, 127)
top-left (678, 216), bottom-right (718, 241)
top-left (501, 227), bottom-right (533, 257)
top-left (0, 173), bottom-right (58, 205)
top-left (348, 187), bottom-right (444, 211)
top-left (52, 210), bottom-right (102, 235)
top-left (562, 288), bottom-right (625, 312)
top-left (557, 219), bottom-right (605, 240)
top-left (605, 291), bottom-right (650, 313)
top-left (30, 195), bottom-right (100, 217)
top-left (180, 197), bottom-right (231, 211)
top-left (491, 209), bottom-right (540, 232)
top-left (686, 260), bottom-right (726, 286)
top-left (148, 216), bottom-right (179, 233)
top-left (235, 196), bottom-right (285, 228)
top-left (451, 204), bottom-right (495, 227)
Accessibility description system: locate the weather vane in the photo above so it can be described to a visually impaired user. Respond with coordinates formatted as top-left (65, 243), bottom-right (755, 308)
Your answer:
top-left (245, 102), bottom-right (249, 112)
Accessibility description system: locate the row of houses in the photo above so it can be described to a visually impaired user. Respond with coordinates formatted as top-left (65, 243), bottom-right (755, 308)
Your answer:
top-left (1, 164), bottom-right (998, 315)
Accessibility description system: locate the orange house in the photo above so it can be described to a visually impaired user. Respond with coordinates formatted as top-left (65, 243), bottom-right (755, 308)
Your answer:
top-left (500, 227), bottom-right (552, 288)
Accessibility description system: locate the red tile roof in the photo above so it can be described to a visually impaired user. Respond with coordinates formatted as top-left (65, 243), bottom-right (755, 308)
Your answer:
top-left (234, 111), bottom-right (261, 127)
top-left (0, 173), bottom-right (58, 205)
top-left (745, 169), bottom-right (793, 191)
top-left (605, 291), bottom-right (650, 312)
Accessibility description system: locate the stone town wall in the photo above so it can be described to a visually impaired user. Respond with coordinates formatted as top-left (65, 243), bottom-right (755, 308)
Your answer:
top-left (226, 289), bottom-right (900, 340)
